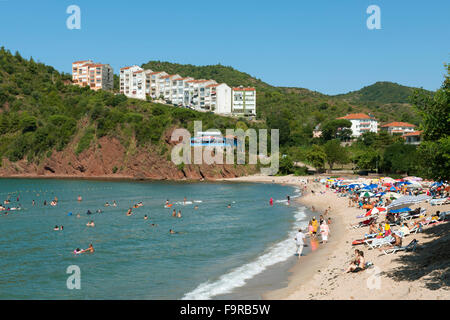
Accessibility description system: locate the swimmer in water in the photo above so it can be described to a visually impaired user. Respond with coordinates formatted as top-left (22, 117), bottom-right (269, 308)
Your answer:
top-left (150, 223), bottom-right (157, 227)
top-left (169, 229), bottom-right (176, 234)
top-left (74, 248), bottom-right (82, 254)
top-left (194, 205), bottom-right (199, 210)
top-left (184, 197), bottom-right (187, 205)
top-left (84, 244), bottom-right (94, 253)
top-left (60, 226), bottom-right (64, 231)
top-left (77, 195), bottom-right (82, 202)
top-left (32, 200), bottom-right (35, 206)
top-left (86, 221), bottom-right (95, 227)
top-left (227, 204), bottom-right (231, 208)
top-left (126, 208), bottom-right (132, 216)
top-left (177, 210), bottom-right (182, 218)
top-left (54, 225), bottom-right (59, 231)
top-left (144, 215), bottom-right (148, 220)
top-left (172, 209), bottom-right (176, 217)
top-left (96, 209), bottom-right (102, 213)
top-left (165, 200), bottom-right (169, 206)
top-left (76, 214), bottom-right (81, 218)
top-left (104, 202), bottom-right (110, 207)
top-left (112, 200), bottom-right (117, 207)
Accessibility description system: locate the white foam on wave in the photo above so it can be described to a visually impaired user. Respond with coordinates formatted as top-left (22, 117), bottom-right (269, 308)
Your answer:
top-left (193, 200), bottom-right (203, 203)
top-left (175, 201), bottom-right (193, 205)
top-left (182, 207), bottom-right (309, 300)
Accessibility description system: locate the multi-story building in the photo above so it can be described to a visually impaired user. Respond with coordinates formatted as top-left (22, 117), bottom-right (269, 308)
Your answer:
top-left (117, 65), bottom-right (256, 117)
top-left (380, 122), bottom-right (416, 135)
top-left (336, 113), bottom-right (378, 138)
top-left (205, 83), bottom-right (232, 115)
top-left (146, 71), bottom-right (168, 98)
top-left (72, 60), bottom-right (114, 91)
top-left (119, 65), bottom-right (149, 99)
top-left (232, 87), bottom-right (256, 116)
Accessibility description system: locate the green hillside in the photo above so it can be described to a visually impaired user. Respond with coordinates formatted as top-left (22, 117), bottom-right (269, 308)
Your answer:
top-left (0, 48), bottom-right (257, 165)
top-left (334, 81), bottom-right (421, 104)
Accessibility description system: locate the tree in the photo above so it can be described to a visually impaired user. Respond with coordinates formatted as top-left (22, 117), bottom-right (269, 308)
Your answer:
top-left (323, 139), bottom-right (349, 171)
top-left (409, 64), bottom-right (450, 180)
top-left (321, 119), bottom-right (352, 142)
top-left (279, 155), bottom-right (294, 175)
top-left (306, 145), bottom-right (326, 171)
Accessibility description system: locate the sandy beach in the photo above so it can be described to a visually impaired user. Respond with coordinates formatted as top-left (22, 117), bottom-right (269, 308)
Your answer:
top-left (223, 174), bottom-right (450, 300)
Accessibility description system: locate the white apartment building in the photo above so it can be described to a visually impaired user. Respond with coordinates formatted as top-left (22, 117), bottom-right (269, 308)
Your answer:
top-left (380, 122), bottom-right (416, 135)
top-left (205, 83), bottom-right (232, 114)
top-left (72, 60), bottom-right (113, 91)
top-left (146, 71), bottom-right (168, 98)
top-left (232, 87), bottom-right (256, 116)
top-left (117, 65), bottom-right (256, 117)
top-left (336, 113), bottom-right (378, 138)
top-left (119, 65), bottom-right (150, 100)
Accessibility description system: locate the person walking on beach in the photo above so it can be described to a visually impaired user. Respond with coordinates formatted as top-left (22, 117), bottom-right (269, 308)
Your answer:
top-left (294, 228), bottom-right (306, 258)
top-left (320, 221), bottom-right (330, 244)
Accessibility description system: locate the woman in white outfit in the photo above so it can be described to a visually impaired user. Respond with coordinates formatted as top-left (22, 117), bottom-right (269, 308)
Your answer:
top-left (320, 221), bottom-right (330, 243)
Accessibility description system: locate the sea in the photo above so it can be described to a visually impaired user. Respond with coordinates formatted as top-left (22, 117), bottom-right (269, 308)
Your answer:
top-left (0, 178), bottom-right (312, 299)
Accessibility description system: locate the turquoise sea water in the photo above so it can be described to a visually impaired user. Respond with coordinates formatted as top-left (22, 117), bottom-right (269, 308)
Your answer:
top-left (0, 179), bottom-right (306, 299)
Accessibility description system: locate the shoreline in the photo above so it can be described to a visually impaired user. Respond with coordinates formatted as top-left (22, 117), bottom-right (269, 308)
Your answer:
top-left (223, 174), bottom-right (450, 300)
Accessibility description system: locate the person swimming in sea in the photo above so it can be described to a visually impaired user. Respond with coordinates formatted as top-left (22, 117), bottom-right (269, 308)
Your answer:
top-left (54, 225), bottom-right (60, 231)
top-left (112, 200), bottom-right (117, 207)
top-left (87, 209), bottom-right (92, 215)
top-left (104, 202), bottom-right (110, 207)
top-left (144, 215), bottom-right (148, 220)
top-left (227, 204), bottom-right (231, 208)
top-left (86, 221), bottom-right (95, 227)
top-left (126, 208), bottom-right (132, 216)
top-left (177, 210), bottom-right (182, 218)
top-left (194, 205), bottom-right (199, 210)
top-left (172, 209), bottom-right (176, 217)
top-left (77, 195), bottom-right (82, 202)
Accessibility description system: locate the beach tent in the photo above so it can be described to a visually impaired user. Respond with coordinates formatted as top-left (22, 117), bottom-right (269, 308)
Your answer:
top-left (375, 192), bottom-right (386, 197)
top-left (387, 194), bottom-right (431, 210)
top-left (389, 186), bottom-right (399, 192)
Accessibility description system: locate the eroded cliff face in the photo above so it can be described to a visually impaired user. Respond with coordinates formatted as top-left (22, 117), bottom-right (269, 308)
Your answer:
top-left (0, 134), bottom-right (256, 180)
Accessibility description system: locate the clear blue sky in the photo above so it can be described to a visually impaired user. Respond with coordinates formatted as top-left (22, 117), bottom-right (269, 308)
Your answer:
top-left (0, 0), bottom-right (448, 94)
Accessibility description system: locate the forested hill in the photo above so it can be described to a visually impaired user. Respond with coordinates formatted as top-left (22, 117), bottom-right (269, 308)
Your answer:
top-left (333, 81), bottom-right (426, 104)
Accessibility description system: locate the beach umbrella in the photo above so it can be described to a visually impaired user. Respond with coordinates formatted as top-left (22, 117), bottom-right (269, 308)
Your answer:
top-left (385, 192), bottom-right (401, 200)
top-left (375, 192), bottom-right (386, 197)
top-left (387, 194), bottom-right (431, 210)
top-left (389, 186), bottom-right (398, 192)
top-left (365, 207), bottom-right (386, 216)
top-left (362, 192), bottom-right (374, 198)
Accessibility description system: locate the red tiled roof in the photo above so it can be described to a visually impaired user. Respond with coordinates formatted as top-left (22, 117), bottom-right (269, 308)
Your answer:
top-left (233, 87), bottom-right (255, 91)
top-left (206, 84), bottom-right (220, 88)
top-left (402, 131), bottom-right (422, 137)
top-left (73, 60), bottom-right (91, 64)
top-left (337, 113), bottom-right (373, 120)
top-left (381, 122), bottom-right (416, 128)
top-left (120, 66), bottom-right (132, 70)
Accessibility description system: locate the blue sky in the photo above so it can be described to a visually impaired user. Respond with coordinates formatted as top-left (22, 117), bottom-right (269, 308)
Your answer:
top-left (0, 0), bottom-right (448, 94)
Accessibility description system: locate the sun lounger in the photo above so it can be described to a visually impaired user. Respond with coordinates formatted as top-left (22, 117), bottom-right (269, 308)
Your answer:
top-left (365, 235), bottom-right (394, 249)
top-left (383, 239), bottom-right (419, 255)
